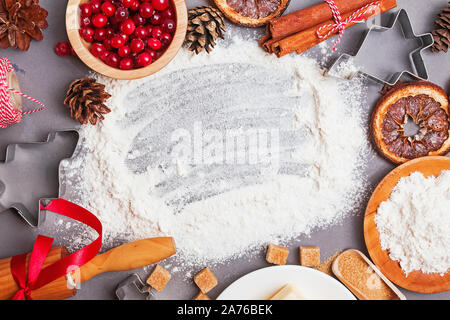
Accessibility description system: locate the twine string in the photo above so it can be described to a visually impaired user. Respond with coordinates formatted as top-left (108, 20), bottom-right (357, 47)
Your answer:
top-left (316, 0), bottom-right (382, 51)
top-left (0, 57), bottom-right (44, 128)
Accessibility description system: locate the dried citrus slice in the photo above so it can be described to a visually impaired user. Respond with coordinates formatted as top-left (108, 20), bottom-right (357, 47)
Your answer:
top-left (213, 0), bottom-right (290, 27)
top-left (371, 81), bottom-right (450, 164)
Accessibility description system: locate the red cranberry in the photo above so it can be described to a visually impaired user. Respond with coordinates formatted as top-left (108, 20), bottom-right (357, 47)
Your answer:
top-left (102, 38), bottom-right (113, 50)
top-left (152, 0), bottom-right (168, 11)
top-left (150, 12), bottom-right (162, 25)
top-left (119, 58), bottom-right (133, 70)
top-left (129, 0), bottom-right (140, 11)
top-left (134, 26), bottom-right (148, 39)
top-left (160, 32), bottom-right (172, 45)
top-left (118, 45), bottom-right (131, 57)
top-left (105, 27), bottom-right (114, 38)
top-left (90, 0), bottom-right (101, 14)
top-left (122, 0), bottom-right (134, 8)
top-left (111, 35), bottom-right (125, 48)
top-left (137, 52), bottom-right (152, 66)
top-left (90, 42), bottom-right (105, 57)
top-left (114, 7), bottom-right (129, 23)
top-left (94, 28), bottom-right (107, 41)
top-left (151, 26), bottom-right (162, 39)
top-left (80, 3), bottom-right (93, 17)
top-left (130, 38), bottom-right (144, 53)
top-left (80, 27), bottom-right (95, 42)
top-left (101, 2), bottom-right (116, 17)
top-left (147, 37), bottom-right (161, 50)
top-left (82, 0), bottom-right (174, 69)
top-left (162, 8), bottom-right (174, 19)
top-left (80, 16), bottom-right (91, 28)
top-left (106, 52), bottom-right (120, 67)
top-left (107, 16), bottom-right (117, 26)
top-left (130, 53), bottom-right (139, 66)
top-left (100, 51), bottom-right (110, 62)
top-left (161, 19), bottom-right (175, 33)
top-left (146, 25), bottom-right (153, 36)
top-left (145, 48), bottom-right (157, 60)
top-left (118, 33), bottom-right (129, 42)
top-left (92, 14), bottom-right (107, 28)
top-left (55, 41), bottom-right (72, 56)
top-left (132, 14), bottom-right (146, 26)
top-left (139, 2), bottom-right (154, 18)
top-left (120, 18), bottom-right (135, 35)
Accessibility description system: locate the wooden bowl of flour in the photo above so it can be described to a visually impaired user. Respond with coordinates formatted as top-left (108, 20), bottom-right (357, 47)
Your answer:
top-left (66, 0), bottom-right (187, 80)
top-left (364, 156), bottom-right (450, 293)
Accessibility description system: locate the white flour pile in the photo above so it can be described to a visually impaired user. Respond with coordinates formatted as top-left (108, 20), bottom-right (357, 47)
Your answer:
top-left (60, 36), bottom-right (369, 265)
top-left (375, 171), bottom-right (450, 276)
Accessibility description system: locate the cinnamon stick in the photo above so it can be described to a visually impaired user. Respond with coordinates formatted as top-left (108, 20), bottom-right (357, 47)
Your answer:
top-left (271, 0), bottom-right (397, 57)
top-left (260, 0), bottom-right (376, 47)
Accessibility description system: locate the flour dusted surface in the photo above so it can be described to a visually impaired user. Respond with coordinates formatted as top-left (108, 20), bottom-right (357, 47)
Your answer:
top-left (61, 37), bottom-right (369, 265)
top-left (375, 171), bottom-right (450, 276)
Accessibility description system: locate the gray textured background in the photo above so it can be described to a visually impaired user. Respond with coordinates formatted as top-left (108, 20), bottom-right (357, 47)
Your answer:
top-left (0, 0), bottom-right (449, 300)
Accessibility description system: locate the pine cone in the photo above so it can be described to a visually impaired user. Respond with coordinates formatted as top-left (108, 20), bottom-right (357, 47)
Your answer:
top-left (0, 0), bottom-right (48, 51)
top-left (64, 78), bottom-right (112, 126)
top-left (431, 3), bottom-right (450, 53)
top-left (185, 6), bottom-right (226, 54)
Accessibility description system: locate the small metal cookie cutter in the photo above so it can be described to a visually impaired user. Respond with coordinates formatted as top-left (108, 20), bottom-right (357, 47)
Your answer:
top-left (0, 130), bottom-right (79, 227)
top-left (116, 273), bottom-right (153, 300)
top-left (327, 9), bottom-right (434, 86)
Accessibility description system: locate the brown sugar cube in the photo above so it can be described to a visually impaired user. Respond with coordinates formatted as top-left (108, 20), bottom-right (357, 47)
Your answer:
top-left (266, 244), bottom-right (289, 265)
top-left (146, 265), bottom-right (171, 291)
top-left (193, 291), bottom-right (212, 300)
top-left (194, 267), bottom-right (218, 293)
top-left (299, 246), bottom-right (320, 267)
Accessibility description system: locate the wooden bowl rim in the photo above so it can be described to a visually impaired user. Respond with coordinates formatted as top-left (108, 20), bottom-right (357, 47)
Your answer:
top-left (364, 156), bottom-right (450, 293)
top-left (66, 0), bottom-right (187, 80)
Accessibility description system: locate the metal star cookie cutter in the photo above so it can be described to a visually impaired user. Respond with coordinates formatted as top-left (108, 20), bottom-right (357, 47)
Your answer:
top-left (0, 130), bottom-right (79, 227)
top-left (327, 9), bottom-right (434, 86)
top-left (116, 273), bottom-right (153, 300)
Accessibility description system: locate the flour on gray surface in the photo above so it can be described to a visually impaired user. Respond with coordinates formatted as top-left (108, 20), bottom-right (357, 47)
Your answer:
top-left (375, 171), bottom-right (450, 276)
top-left (60, 36), bottom-right (369, 265)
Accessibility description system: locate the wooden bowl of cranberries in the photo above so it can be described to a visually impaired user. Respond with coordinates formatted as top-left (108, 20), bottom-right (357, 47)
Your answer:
top-left (66, 0), bottom-right (187, 80)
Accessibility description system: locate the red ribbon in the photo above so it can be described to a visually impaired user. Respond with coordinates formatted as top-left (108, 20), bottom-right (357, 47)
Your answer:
top-left (10, 199), bottom-right (102, 300)
top-left (316, 0), bottom-right (382, 51)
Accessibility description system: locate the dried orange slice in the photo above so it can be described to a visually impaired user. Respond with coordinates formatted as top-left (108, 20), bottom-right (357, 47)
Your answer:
top-left (371, 81), bottom-right (450, 164)
top-left (213, 0), bottom-right (290, 27)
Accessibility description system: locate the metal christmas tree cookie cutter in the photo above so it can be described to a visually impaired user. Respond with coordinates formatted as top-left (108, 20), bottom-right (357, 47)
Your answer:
top-left (0, 130), bottom-right (79, 227)
top-left (327, 9), bottom-right (434, 86)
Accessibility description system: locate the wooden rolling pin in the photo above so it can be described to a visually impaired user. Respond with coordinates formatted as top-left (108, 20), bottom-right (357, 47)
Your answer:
top-left (0, 237), bottom-right (176, 300)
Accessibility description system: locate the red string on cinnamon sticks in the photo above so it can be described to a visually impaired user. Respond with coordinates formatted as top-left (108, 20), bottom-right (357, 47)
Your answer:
top-left (316, 0), bottom-right (382, 51)
top-left (259, 0), bottom-right (397, 57)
